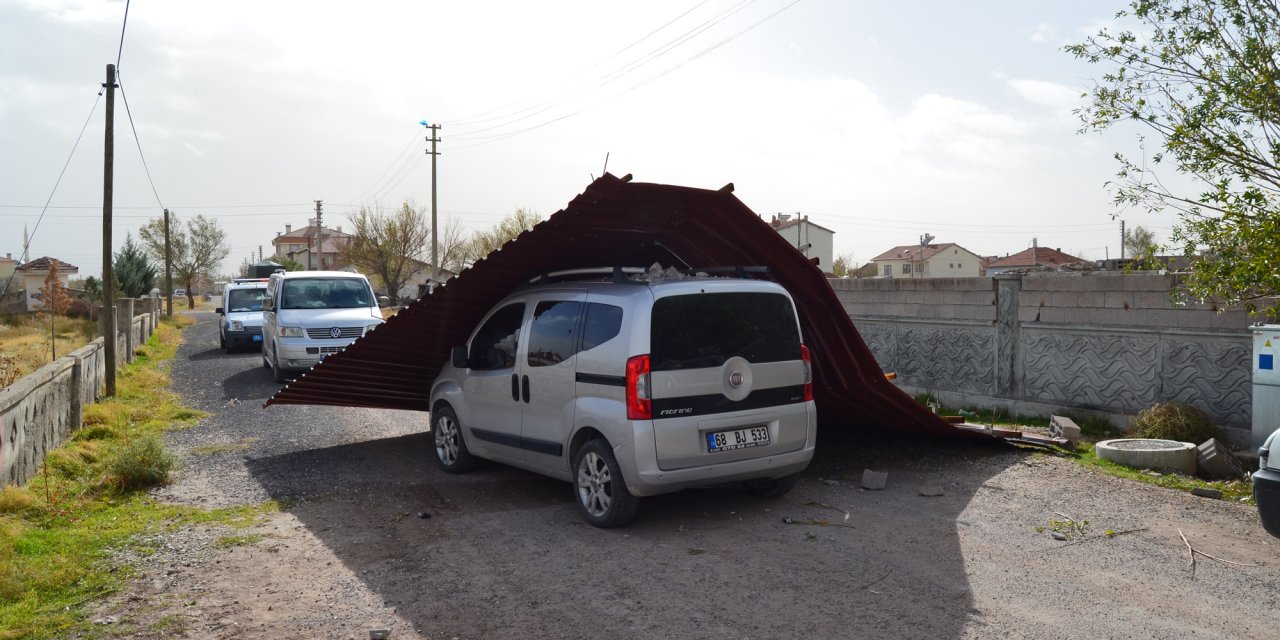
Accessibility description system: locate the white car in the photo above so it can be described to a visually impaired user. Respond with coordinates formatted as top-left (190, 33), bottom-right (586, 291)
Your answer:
top-left (261, 270), bottom-right (384, 383)
top-left (428, 267), bottom-right (817, 527)
top-left (216, 278), bottom-right (269, 353)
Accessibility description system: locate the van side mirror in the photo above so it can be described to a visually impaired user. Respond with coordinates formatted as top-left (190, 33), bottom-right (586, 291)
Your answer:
top-left (378, 295), bottom-right (391, 308)
top-left (451, 345), bottom-right (469, 369)
top-left (262, 296), bottom-right (274, 311)
top-left (215, 307), bottom-right (224, 315)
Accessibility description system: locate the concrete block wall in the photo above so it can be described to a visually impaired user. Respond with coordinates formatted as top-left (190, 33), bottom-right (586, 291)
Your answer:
top-left (1, 310), bottom-right (154, 487)
top-left (831, 272), bottom-right (1254, 445)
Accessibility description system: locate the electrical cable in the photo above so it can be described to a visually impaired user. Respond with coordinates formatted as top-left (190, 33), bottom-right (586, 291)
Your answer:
top-left (449, 0), bottom-right (803, 149)
top-left (116, 0), bottom-right (131, 69)
top-left (348, 130), bottom-right (426, 204)
top-left (117, 76), bottom-right (165, 209)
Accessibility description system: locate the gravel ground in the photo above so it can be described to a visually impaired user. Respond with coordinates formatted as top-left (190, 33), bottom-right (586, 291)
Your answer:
top-left (83, 310), bottom-right (1280, 639)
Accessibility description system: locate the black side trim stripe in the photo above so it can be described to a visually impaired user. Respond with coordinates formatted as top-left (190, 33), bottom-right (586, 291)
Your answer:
top-left (576, 372), bottom-right (626, 387)
top-left (470, 427), bottom-right (564, 457)
top-left (651, 385), bottom-right (806, 419)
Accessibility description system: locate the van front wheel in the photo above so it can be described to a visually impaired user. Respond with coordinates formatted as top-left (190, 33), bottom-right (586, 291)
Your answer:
top-left (573, 439), bottom-right (639, 528)
top-left (432, 406), bottom-right (476, 473)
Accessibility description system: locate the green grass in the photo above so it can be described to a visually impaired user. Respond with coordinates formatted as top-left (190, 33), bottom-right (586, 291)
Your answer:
top-left (214, 533), bottom-right (265, 548)
top-left (188, 438), bottom-right (260, 456)
top-left (0, 316), bottom-right (279, 639)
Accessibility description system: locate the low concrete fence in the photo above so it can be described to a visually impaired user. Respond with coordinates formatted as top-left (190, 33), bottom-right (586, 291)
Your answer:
top-left (1, 298), bottom-right (161, 486)
top-left (831, 273), bottom-right (1255, 446)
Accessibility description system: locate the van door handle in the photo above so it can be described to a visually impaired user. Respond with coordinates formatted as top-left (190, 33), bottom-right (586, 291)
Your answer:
top-left (521, 375), bottom-right (530, 403)
top-left (511, 373), bottom-right (519, 401)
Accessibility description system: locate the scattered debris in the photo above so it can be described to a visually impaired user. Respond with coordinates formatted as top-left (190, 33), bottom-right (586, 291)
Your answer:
top-left (782, 517), bottom-right (794, 524)
top-left (1196, 439), bottom-right (1245, 479)
top-left (821, 478), bottom-right (840, 487)
top-left (688, 548), bottom-right (706, 556)
top-left (1178, 528), bottom-right (1262, 579)
top-left (1036, 512), bottom-right (1090, 540)
top-left (416, 511), bottom-right (431, 519)
top-left (222, 397), bottom-right (241, 407)
top-left (1045, 527), bottom-right (1149, 549)
top-left (917, 485), bottom-right (944, 497)
top-left (1051, 531), bottom-right (1068, 541)
top-left (861, 470), bottom-right (888, 490)
top-left (1190, 488), bottom-right (1223, 500)
top-left (370, 629), bottom-right (391, 640)
top-left (805, 501), bottom-right (851, 521)
top-left (1049, 415), bottom-right (1082, 449)
top-left (861, 567), bottom-right (896, 591)
top-left (784, 517), bottom-right (857, 530)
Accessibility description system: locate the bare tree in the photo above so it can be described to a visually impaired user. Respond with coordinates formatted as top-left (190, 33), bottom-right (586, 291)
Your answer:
top-left (342, 201), bottom-right (433, 305)
top-left (1123, 225), bottom-right (1160, 261)
top-left (138, 213), bottom-right (230, 309)
top-left (465, 208), bottom-right (542, 267)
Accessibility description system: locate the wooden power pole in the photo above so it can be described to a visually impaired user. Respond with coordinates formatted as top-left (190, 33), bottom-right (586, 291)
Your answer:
top-left (102, 63), bottom-right (118, 396)
top-left (164, 208), bottom-right (173, 317)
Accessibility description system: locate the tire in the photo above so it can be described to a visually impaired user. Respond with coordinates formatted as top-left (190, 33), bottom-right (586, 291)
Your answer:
top-left (431, 406), bottom-right (476, 473)
top-left (271, 349), bottom-right (288, 384)
top-left (573, 439), bottom-right (639, 528)
top-left (742, 473), bottom-right (801, 498)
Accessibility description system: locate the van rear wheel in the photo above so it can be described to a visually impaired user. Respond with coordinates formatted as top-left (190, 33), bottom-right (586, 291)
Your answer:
top-left (573, 439), bottom-right (639, 528)
top-left (742, 473), bottom-right (800, 498)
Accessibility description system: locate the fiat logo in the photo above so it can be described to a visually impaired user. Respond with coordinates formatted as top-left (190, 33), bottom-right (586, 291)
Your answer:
top-left (729, 371), bottom-right (744, 388)
top-left (329, 327), bottom-right (341, 339)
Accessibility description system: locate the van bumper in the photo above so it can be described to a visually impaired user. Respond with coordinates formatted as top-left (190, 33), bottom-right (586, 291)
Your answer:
top-left (1254, 468), bottom-right (1280, 538)
top-left (224, 328), bottom-right (263, 349)
top-left (275, 338), bottom-right (356, 371)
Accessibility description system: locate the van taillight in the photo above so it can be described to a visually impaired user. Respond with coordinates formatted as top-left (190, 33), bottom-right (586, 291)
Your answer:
top-left (626, 354), bottom-right (652, 420)
top-left (800, 344), bottom-right (813, 402)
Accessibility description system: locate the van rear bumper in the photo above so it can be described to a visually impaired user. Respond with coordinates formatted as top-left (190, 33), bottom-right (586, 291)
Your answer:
top-left (621, 446), bottom-right (815, 497)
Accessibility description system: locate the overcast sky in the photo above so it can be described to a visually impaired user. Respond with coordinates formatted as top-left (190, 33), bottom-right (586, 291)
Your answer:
top-left (1, 0), bottom-right (1172, 278)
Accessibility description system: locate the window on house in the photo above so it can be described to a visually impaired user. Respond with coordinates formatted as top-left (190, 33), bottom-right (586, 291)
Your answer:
top-left (902, 264), bottom-right (911, 274)
top-left (882, 265), bottom-right (891, 276)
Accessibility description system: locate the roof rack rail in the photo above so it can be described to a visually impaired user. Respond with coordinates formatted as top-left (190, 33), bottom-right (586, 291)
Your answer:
top-left (527, 267), bottom-right (647, 286)
top-left (681, 266), bottom-right (770, 278)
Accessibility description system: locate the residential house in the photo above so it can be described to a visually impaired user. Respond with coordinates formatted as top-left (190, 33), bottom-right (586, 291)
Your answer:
top-left (0, 253), bottom-right (17, 291)
top-left (15, 256), bottom-right (78, 311)
top-left (985, 244), bottom-right (1086, 275)
top-left (769, 214), bottom-right (835, 271)
top-left (870, 243), bottom-right (983, 278)
top-left (272, 223), bottom-right (354, 270)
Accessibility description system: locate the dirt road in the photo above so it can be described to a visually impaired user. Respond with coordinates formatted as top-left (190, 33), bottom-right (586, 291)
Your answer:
top-left (87, 311), bottom-right (1280, 639)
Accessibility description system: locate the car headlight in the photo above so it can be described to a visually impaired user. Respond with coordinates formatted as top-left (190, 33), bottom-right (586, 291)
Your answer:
top-left (280, 326), bottom-right (305, 338)
top-left (363, 323), bottom-right (381, 336)
top-left (230, 320), bottom-right (244, 331)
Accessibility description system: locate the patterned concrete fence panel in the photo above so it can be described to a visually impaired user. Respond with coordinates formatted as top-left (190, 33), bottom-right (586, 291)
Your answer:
top-left (1, 313), bottom-right (150, 487)
top-left (830, 272), bottom-right (1254, 445)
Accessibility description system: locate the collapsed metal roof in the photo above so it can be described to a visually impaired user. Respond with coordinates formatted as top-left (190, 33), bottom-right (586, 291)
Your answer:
top-left (267, 173), bottom-right (963, 437)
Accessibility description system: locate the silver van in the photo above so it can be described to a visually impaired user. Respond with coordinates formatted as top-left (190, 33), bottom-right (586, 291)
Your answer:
top-left (262, 270), bottom-right (384, 383)
top-left (429, 268), bottom-right (817, 527)
top-left (216, 278), bottom-right (269, 353)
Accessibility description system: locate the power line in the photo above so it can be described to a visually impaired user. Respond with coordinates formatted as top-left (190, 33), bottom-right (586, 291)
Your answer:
top-left (0, 203), bottom-right (311, 209)
top-left (117, 75), bottom-right (164, 209)
top-left (348, 130), bottom-right (425, 204)
top-left (19, 89), bottom-right (104, 264)
top-left (116, 0), bottom-right (131, 69)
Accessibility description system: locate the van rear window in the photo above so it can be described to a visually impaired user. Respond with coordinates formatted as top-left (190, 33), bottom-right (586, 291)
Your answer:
top-left (650, 292), bottom-right (800, 371)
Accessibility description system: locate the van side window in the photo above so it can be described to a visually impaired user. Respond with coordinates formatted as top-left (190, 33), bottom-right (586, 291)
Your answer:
top-left (528, 300), bottom-right (582, 367)
top-left (581, 303), bottom-right (623, 352)
top-left (470, 303), bottom-right (525, 371)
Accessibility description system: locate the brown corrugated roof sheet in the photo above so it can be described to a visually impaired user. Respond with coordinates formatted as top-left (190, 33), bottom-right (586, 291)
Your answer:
top-left (266, 174), bottom-right (966, 437)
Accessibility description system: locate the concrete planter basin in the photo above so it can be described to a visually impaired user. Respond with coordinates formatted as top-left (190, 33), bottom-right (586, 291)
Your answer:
top-left (1096, 439), bottom-right (1197, 475)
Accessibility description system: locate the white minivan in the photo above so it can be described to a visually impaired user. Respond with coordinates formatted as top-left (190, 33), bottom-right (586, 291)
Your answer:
top-left (261, 270), bottom-right (384, 383)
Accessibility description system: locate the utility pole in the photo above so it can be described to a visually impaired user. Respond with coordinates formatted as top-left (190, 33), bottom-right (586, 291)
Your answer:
top-left (1119, 220), bottom-right (1126, 260)
top-left (163, 208), bottom-right (172, 317)
top-left (917, 233), bottom-right (934, 279)
top-left (424, 122), bottom-right (441, 279)
top-left (102, 64), bottom-right (118, 397)
top-left (258, 245), bottom-right (263, 262)
top-left (312, 199), bottom-right (323, 270)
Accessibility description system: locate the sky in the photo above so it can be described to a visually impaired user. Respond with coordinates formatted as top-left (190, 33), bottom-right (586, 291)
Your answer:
top-left (0, 0), bottom-right (1177, 279)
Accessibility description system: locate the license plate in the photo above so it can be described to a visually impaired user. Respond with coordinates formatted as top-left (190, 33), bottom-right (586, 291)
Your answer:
top-left (252, 334), bottom-right (262, 342)
top-left (707, 426), bottom-right (770, 452)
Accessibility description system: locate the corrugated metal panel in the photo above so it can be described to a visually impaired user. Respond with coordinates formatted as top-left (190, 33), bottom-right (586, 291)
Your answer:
top-left (266, 174), bottom-right (968, 437)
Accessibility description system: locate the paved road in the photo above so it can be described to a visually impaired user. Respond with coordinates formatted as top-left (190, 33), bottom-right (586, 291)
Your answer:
top-left (94, 310), bottom-right (1280, 639)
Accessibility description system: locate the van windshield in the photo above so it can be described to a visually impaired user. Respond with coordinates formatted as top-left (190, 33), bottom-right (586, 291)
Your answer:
top-left (650, 292), bottom-right (800, 371)
top-left (226, 288), bottom-right (267, 312)
top-left (279, 278), bottom-right (373, 310)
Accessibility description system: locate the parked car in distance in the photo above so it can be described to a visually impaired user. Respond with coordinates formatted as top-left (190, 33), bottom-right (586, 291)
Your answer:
top-left (1255, 428), bottom-right (1280, 538)
top-left (261, 270), bottom-right (384, 383)
top-left (428, 267), bottom-right (817, 528)
top-left (173, 288), bottom-right (187, 298)
top-left (216, 278), bottom-right (269, 353)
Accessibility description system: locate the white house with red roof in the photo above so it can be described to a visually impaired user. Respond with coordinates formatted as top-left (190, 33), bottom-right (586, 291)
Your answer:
top-left (870, 242), bottom-right (983, 278)
top-left (15, 256), bottom-right (78, 311)
top-left (271, 223), bottom-right (353, 270)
